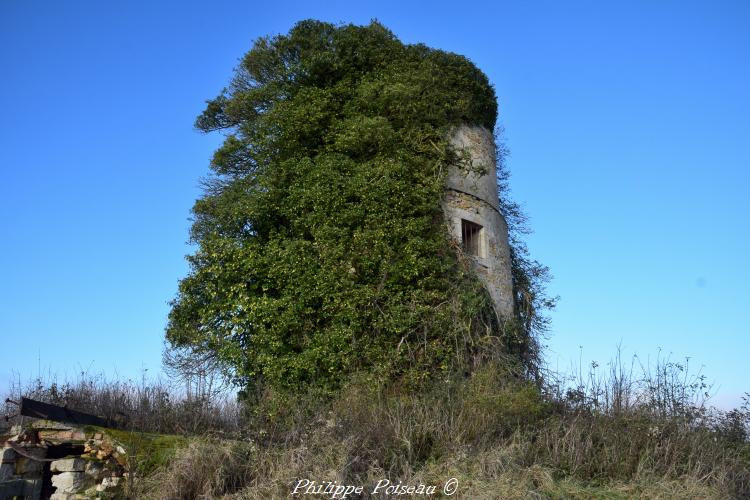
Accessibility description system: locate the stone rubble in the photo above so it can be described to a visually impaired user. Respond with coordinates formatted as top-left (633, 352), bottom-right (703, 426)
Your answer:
top-left (0, 420), bottom-right (127, 499)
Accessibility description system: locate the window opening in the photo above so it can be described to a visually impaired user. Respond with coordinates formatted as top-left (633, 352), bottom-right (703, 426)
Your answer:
top-left (461, 219), bottom-right (484, 258)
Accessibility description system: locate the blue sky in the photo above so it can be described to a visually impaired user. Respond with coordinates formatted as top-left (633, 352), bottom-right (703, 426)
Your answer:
top-left (1, 1), bottom-right (748, 408)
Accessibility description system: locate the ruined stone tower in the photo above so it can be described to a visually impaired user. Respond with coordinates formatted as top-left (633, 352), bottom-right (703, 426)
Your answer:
top-left (443, 124), bottom-right (515, 320)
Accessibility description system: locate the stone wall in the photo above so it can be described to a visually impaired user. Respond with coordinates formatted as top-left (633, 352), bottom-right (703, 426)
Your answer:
top-left (0, 420), bottom-right (126, 499)
top-left (443, 124), bottom-right (515, 320)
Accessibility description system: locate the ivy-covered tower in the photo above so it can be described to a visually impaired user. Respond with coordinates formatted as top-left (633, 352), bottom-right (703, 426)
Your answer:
top-left (443, 124), bottom-right (515, 320)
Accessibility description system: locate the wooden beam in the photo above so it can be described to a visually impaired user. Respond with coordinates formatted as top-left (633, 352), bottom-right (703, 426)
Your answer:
top-left (19, 397), bottom-right (111, 428)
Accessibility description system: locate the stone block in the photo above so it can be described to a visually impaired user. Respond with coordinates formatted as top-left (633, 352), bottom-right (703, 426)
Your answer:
top-left (50, 492), bottom-right (78, 500)
top-left (84, 459), bottom-right (105, 480)
top-left (95, 441), bottom-right (114, 460)
top-left (51, 471), bottom-right (84, 493)
top-left (96, 476), bottom-right (121, 491)
top-left (51, 457), bottom-right (86, 472)
top-left (31, 420), bottom-right (75, 430)
top-left (39, 429), bottom-right (87, 442)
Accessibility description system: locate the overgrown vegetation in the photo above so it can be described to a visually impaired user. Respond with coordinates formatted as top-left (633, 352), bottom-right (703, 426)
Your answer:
top-left (1, 370), bottom-right (240, 436)
top-left (166, 19), bottom-right (553, 395)
top-left (3, 354), bottom-right (748, 497)
top-left (5, 20), bottom-right (747, 499)
top-left (142, 356), bottom-right (749, 498)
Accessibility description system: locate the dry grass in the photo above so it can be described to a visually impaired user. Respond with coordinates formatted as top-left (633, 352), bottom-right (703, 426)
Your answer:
top-left (2, 370), bottom-right (241, 435)
top-left (132, 438), bottom-right (254, 499)
top-left (5, 353), bottom-right (747, 498)
top-left (136, 359), bottom-right (749, 499)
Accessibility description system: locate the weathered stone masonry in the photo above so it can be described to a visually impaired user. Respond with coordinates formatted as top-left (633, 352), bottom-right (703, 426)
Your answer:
top-left (443, 124), bottom-right (515, 320)
top-left (1, 421), bottom-right (126, 499)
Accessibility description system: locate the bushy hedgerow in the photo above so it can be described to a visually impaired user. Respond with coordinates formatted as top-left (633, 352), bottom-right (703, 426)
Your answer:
top-left (167, 20), bottom-right (548, 393)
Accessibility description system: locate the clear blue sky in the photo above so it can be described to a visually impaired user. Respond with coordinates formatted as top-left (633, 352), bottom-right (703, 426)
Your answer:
top-left (1, 1), bottom-right (748, 408)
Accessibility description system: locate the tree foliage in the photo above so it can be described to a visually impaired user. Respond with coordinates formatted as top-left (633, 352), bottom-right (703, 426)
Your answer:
top-left (167, 20), bottom-right (550, 393)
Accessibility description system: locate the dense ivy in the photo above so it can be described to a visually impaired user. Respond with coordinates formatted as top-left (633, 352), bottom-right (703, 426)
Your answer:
top-left (167, 20), bottom-right (546, 393)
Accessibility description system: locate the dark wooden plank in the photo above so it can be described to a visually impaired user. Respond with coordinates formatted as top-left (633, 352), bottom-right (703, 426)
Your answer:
top-left (19, 397), bottom-right (111, 428)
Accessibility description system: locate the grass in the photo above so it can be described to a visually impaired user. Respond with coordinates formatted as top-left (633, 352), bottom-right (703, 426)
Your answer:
top-left (4, 353), bottom-right (748, 499)
top-left (101, 427), bottom-right (190, 477)
top-left (133, 357), bottom-right (749, 499)
top-left (2, 368), bottom-right (241, 435)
